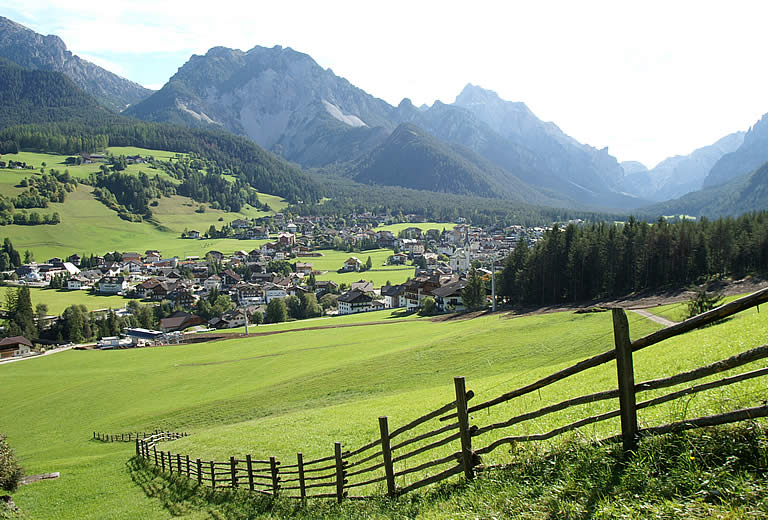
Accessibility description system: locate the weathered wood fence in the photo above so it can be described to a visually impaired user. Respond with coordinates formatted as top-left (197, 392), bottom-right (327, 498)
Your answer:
top-left (128, 287), bottom-right (768, 501)
top-left (94, 430), bottom-right (188, 443)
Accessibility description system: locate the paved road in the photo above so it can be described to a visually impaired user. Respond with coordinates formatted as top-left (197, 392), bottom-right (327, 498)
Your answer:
top-left (630, 308), bottom-right (678, 327)
top-left (0, 344), bottom-right (75, 365)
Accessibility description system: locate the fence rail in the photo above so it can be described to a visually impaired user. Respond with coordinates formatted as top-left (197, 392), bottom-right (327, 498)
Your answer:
top-left (93, 430), bottom-right (188, 443)
top-left (116, 287), bottom-right (768, 502)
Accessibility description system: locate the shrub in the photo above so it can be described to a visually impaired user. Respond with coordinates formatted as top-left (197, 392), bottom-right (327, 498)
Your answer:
top-left (0, 434), bottom-right (22, 492)
top-left (686, 287), bottom-right (724, 319)
top-left (419, 296), bottom-right (437, 316)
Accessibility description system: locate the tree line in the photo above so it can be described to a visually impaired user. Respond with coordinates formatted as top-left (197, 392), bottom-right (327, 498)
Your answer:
top-left (497, 212), bottom-right (768, 306)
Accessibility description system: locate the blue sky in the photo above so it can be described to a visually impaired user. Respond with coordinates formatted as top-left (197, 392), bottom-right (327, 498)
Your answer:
top-left (2, 0), bottom-right (767, 168)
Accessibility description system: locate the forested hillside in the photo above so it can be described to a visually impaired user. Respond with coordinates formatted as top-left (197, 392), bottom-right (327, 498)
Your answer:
top-left (499, 211), bottom-right (768, 305)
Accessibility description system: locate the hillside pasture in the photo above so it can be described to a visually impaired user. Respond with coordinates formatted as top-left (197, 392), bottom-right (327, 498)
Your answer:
top-left (3, 300), bottom-right (766, 518)
top-left (297, 248), bottom-right (413, 287)
top-left (1, 286), bottom-right (129, 315)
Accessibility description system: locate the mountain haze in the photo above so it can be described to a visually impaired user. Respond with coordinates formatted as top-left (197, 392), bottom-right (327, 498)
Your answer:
top-left (0, 16), bottom-right (152, 111)
top-left (704, 113), bottom-right (768, 188)
top-left (623, 132), bottom-right (745, 201)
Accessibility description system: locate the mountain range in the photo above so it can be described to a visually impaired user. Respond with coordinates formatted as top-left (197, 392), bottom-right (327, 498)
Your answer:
top-left (1, 15), bottom-right (767, 217)
top-left (0, 15), bottom-right (151, 111)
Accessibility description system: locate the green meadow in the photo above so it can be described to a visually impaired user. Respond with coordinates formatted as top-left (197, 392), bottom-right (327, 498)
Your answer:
top-left (0, 286), bottom-right (128, 315)
top-left (297, 248), bottom-right (412, 287)
top-left (0, 148), bottom-right (291, 259)
top-left (372, 222), bottom-right (457, 234)
top-left (2, 300), bottom-right (766, 519)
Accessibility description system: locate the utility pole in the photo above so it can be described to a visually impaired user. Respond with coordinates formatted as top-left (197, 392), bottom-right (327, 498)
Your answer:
top-left (491, 258), bottom-right (497, 312)
top-left (244, 308), bottom-right (249, 335)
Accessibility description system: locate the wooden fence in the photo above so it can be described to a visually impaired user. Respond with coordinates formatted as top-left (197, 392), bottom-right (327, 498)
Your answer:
top-left (94, 430), bottom-right (188, 443)
top-left (129, 287), bottom-right (768, 501)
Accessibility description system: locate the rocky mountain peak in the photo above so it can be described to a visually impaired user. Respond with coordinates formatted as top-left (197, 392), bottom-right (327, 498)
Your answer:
top-left (0, 15), bottom-right (152, 111)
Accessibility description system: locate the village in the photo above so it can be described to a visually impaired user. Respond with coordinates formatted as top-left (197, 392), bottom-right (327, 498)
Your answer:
top-left (0, 214), bottom-right (551, 359)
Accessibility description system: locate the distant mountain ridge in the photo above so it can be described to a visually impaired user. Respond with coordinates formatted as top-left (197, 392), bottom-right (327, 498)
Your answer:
top-left (623, 132), bottom-right (745, 201)
top-left (0, 16), bottom-right (152, 111)
top-left (127, 45), bottom-right (650, 209)
top-left (704, 113), bottom-right (768, 188)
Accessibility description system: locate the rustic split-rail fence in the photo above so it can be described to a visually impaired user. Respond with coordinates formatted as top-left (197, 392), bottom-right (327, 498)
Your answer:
top-left (103, 287), bottom-right (768, 502)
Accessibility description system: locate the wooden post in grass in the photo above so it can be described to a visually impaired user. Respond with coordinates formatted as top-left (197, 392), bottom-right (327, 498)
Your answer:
top-left (196, 459), bottom-right (202, 485)
top-left (613, 308), bottom-right (638, 454)
top-left (230, 456), bottom-right (238, 488)
top-left (210, 461), bottom-right (215, 488)
top-left (270, 456), bottom-right (279, 496)
top-left (186, 455), bottom-right (191, 478)
top-left (177, 453), bottom-right (182, 474)
top-left (246, 454), bottom-right (255, 491)
top-left (161, 451), bottom-right (166, 472)
top-left (379, 416), bottom-right (396, 496)
top-left (153, 446), bottom-right (158, 466)
top-left (297, 452), bottom-right (306, 502)
top-left (135, 438), bottom-right (139, 456)
top-left (334, 442), bottom-right (345, 504)
top-left (455, 376), bottom-right (474, 480)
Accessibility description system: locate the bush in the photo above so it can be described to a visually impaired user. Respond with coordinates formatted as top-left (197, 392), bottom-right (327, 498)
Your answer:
top-left (0, 434), bottom-right (22, 492)
top-left (686, 287), bottom-right (724, 319)
top-left (419, 296), bottom-right (437, 316)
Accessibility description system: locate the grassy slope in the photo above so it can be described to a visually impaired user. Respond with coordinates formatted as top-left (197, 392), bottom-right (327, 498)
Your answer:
top-left (372, 222), bottom-right (456, 234)
top-left (0, 149), bottom-right (290, 259)
top-left (3, 302), bottom-right (766, 519)
top-left (0, 286), bottom-right (128, 315)
top-left (297, 248), bottom-right (411, 287)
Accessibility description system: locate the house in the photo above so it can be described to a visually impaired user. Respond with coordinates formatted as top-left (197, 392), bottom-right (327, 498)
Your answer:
top-left (67, 254), bottom-right (81, 266)
top-left (221, 269), bottom-right (242, 288)
top-left (0, 336), bottom-right (32, 359)
top-left (286, 222), bottom-right (298, 233)
top-left (204, 274), bottom-right (222, 292)
top-left (159, 311), bottom-right (206, 332)
top-left (277, 232), bottom-right (296, 247)
top-left (402, 273), bottom-right (457, 311)
top-left (206, 251), bottom-right (224, 262)
top-left (98, 276), bottom-right (128, 295)
top-left (236, 283), bottom-right (263, 305)
top-left (264, 283), bottom-right (288, 303)
top-left (186, 230), bottom-right (201, 239)
top-left (350, 280), bottom-right (373, 293)
top-left (337, 290), bottom-right (374, 315)
top-left (390, 253), bottom-right (408, 265)
top-left (315, 280), bottom-right (339, 296)
top-left (67, 276), bottom-right (90, 290)
top-left (343, 256), bottom-right (362, 272)
top-left (122, 252), bottom-right (142, 263)
top-left (231, 218), bottom-right (250, 229)
top-left (431, 279), bottom-right (469, 312)
top-left (136, 278), bottom-right (161, 298)
top-left (295, 262), bottom-right (313, 275)
top-left (124, 260), bottom-right (144, 273)
top-left (380, 284), bottom-right (406, 308)
top-left (167, 287), bottom-right (196, 307)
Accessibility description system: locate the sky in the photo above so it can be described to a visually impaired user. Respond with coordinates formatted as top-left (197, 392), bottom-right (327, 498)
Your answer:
top-left (2, 0), bottom-right (767, 168)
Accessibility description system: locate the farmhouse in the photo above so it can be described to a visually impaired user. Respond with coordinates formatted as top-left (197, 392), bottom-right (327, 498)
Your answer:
top-left (431, 279), bottom-right (468, 312)
top-left (343, 256), bottom-right (363, 272)
top-left (337, 289), bottom-right (374, 315)
top-left (97, 276), bottom-right (128, 295)
top-left (0, 336), bottom-right (32, 359)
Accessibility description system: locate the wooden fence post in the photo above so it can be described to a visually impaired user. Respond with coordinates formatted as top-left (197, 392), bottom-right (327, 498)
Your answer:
top-left (246, 454), bottom-right (255, 491)
top-left (196, 458), bottom-right (202, 485)
top-left (378, 416), bottom-right (396, 496)
top-left (135, 438), bottom-right (139, 456)
top-left (186, 455), bottom-right (191, 478)
top-left (334, 442), bottom-right (345, 504)
top-left (270, 456), bottom-right (280, 496)
top-left (297, 452), bottom-right (306, 502)
top-left (210, 461), bottom-right (215, 488)
top-left (454, 376), bottom-right (474, 480)
top-left (161, 451), bottom-right (166, 472)
top-left (613, 308), bottom-right (638, 454)
top-left (230, 456), bottom-right (238, 488)
top-left (153, 446), bottom-right (158, 466)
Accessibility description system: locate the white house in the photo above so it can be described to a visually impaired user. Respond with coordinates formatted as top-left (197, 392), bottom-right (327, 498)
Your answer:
top-left (98, 276), bottom-right (128, 294)
top-left (264, 283), bottom-right (288, 303)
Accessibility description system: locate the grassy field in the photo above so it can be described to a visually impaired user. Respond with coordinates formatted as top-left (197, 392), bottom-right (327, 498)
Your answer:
top-left (1, 286), bottom-right (129, 315)
top-left (297, 248), bottom-right (413, 287)
top-left (3, 298), bottom-right (766, 519)
top-left (372, 222), bottom-right (456, 234)
top-left (0, 148), bottom-right (290, 259)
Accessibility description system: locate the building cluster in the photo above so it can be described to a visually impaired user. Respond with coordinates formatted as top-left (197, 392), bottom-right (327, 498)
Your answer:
top-left (3, 216), bottom-right (550, 335)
